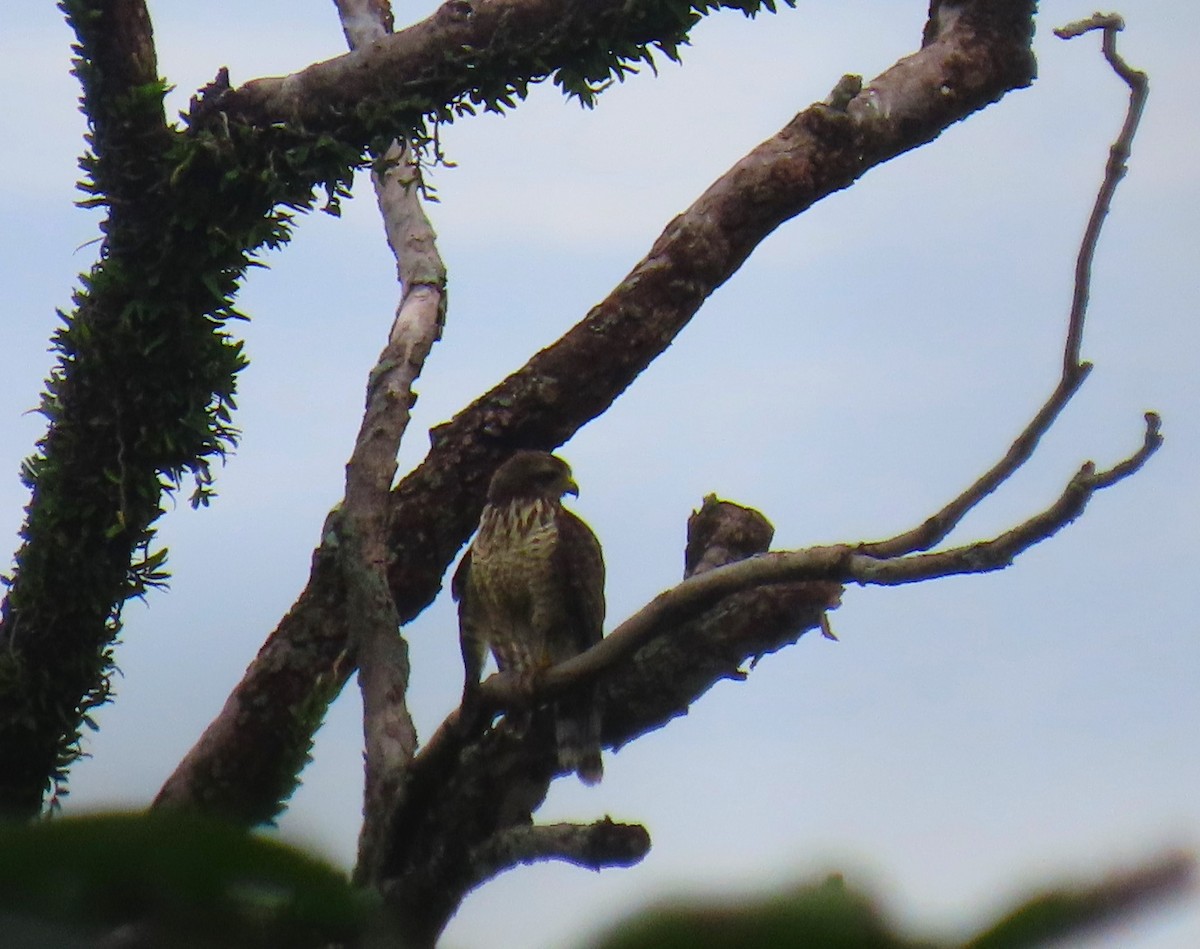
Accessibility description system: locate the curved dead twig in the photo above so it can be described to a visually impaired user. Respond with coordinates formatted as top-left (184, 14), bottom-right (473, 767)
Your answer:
top-left (861, 15), bottom-right (1150, 560)
top-left (1056, 14), bottom-right (1149, 373)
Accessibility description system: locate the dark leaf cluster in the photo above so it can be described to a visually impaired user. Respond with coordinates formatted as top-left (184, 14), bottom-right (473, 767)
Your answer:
top-left (0, 1), bottom-right (360, 818)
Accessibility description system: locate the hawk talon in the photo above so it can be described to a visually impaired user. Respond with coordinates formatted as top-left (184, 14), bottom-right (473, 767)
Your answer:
top-left (455, 686), bottom-right (489, 739)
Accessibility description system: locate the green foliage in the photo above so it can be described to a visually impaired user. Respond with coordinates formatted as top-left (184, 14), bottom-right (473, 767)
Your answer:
top-left (0, 3), bottom-right (368, 818)
top-left (588, 876), bottom-right (921, 949)
top-left (0, 812), bottom-right (372, 947)
top-left (586, 859), bottom-right (1193, 949)
top-left (548, 0), bottom-right (797, 108)
top-left (461, 0), bottom-right (800, 112)
top-left (962, 858), bottom-right (1193, 949)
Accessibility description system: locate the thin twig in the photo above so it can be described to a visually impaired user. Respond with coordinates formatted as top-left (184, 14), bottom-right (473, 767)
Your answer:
top-left (858, 368), bottom-right (1089, 560)
top-left (860, 15), bottom-right (1150, 560)
top-left (1056, 13), bottom-right (1149, 373)
top-left (850, 413), bottom-right (1161, 587)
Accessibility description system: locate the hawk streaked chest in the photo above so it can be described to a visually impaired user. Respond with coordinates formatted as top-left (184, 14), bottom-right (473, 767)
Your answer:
top-left (469, 498), bottom-right (563, 671)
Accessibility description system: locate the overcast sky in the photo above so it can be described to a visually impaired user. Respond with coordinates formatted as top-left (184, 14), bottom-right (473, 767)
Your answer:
top-left (2, 2), bottom-right (1197, 947)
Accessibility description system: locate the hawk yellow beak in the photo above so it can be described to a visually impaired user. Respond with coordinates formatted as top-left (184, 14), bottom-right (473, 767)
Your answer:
top-left (564, 476), bottom-right (579, 498)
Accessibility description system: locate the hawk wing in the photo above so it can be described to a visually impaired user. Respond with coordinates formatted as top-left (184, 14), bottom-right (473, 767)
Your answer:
top-left (550, 507), bottom-right (605, 783)
top-left (452, 547), bottom-right (487, 694)
top-left (550, 508), bottom-right (605, 661)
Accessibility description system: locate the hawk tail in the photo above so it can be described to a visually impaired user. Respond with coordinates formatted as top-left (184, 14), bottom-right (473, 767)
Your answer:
top-left (555, 694), bottom-right (603, 785)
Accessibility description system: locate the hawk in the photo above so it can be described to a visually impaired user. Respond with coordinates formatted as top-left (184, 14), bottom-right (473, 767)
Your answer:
top-left (453, 451), bottom-right (605, 785)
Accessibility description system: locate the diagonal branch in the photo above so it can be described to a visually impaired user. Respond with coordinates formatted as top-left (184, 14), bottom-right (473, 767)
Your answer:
top-left (848, 413), bottom-right (1161, 585)
top-left (350, 138), bottom-right (445, 880)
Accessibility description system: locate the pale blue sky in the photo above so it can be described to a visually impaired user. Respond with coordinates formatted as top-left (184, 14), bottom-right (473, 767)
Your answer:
top-left (1, 2), bottom-right (1197, 947)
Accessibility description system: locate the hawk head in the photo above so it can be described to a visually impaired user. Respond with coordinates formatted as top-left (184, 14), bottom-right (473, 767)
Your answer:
top-left (486, 451), bottom-right (579, 506)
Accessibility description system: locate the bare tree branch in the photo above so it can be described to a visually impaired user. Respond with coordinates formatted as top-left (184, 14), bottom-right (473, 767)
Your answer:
top-left (848, 414), bottom-right (1161, 585)
top-left (345, 137), bottom-right (445, 882)
top-left (329, 0), bottom-right (448, 883)
top-left (465, 819), bottom-right (651, 883)
top-left (863, 15), bottom-right (1149, 561)
top-left (1055, 14), bottom-right (1149, 374)
top-left (858, 366), bottom-right (1090, 561)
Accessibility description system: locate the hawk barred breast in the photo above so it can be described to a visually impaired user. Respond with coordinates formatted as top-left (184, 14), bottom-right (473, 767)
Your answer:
top-left (453, 451), bottom-right (605, 784)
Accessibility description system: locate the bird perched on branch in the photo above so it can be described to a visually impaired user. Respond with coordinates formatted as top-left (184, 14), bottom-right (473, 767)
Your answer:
top-left (453, 450), bottom-right (605, 784)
